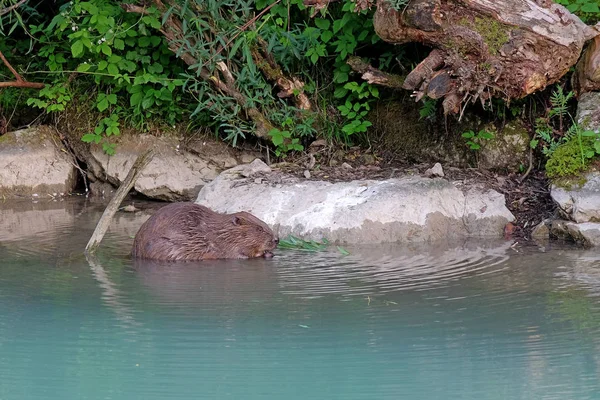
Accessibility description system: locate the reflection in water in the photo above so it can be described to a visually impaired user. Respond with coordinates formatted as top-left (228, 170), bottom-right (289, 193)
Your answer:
top-left (1, 198), bottom-right (600, 399)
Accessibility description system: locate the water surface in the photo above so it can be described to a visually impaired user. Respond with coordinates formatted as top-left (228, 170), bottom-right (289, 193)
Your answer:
top-left (1, 198), bottom-right (600, 400)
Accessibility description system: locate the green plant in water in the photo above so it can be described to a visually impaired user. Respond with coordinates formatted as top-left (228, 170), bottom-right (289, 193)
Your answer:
top-left (278, 235), bottom-right (330, 251)
top-left (461, 129), bottom-right (494, 150)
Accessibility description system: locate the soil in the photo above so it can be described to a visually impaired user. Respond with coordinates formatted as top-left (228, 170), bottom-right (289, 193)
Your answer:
top-left (271, 146), bottom-right (556, 241)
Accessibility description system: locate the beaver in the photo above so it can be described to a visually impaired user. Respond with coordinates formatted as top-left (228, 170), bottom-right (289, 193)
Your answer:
top-left (132, 202), bottom-right (278, 261)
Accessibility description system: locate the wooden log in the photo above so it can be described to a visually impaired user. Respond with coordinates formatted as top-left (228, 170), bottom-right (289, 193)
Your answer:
top-left (85, 148), bottom-right (154, 254)
top-left (373, 0), bottom-right (600, 114)
top-left (574, 36), bottom-right (600, 94)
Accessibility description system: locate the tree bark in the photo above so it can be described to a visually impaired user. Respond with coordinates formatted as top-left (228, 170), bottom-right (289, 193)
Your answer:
top-left (373, 0), bottom-right (599, 114)
top-left (574, 35), bottom-right (600, 94)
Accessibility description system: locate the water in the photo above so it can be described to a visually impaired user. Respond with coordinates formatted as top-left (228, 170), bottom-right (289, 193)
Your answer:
top-left (2, 198), bottom-right (600, 400)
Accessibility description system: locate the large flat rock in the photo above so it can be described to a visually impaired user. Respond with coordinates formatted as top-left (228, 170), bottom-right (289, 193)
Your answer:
top-left (0, 127), bottom-right (76, 198)
top-left (196, 160), bottom-right (515, 244)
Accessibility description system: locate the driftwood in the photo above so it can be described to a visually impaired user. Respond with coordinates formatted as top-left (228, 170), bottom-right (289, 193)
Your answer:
top-left (85, 148), bottom-right (154, 254)
top-left (372, 0), bottom-right (600, 114)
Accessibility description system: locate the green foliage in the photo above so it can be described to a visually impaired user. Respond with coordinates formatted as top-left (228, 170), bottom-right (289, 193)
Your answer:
top-left (81, 114), bottom-right (120, 155)
top-left (534, 85), bottom-right (599, 178)
top-left (545, 135), bottom-right (595, 178)
top-left (278, 235), bottom-right (330, 251)
top-left (26, 84), bottom-right (72, 112)
top-left (419, 97), bottom-right (437, 120)
top-left (26, 0), bottom-right (187, 153)
top-left (461, 129), bottom-right (494, 150)
top-left (555, 0), bottom-right (600, 23)
top-left (388, 0), bottom-right (410, 11)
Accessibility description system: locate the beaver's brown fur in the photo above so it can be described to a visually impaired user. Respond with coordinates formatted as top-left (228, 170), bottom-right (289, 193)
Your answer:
top-left (132, 202), bottom-right (278, 261)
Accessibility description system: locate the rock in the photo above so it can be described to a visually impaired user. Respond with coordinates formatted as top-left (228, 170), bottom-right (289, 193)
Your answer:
top-left (254, 178), bottom-right (263, 184)
top-left (341, 162), bottom-right (353, 169)
top-left (309, 139), bottom-right (327, 148)
top-left (85, 134), bottom-right (241, 201)
top-left (531, 220), bottom-right (550, 239)
top-left (228, 158), bottom-right (271, 178)
top-left (575, 91), bottom-right (600, 132)
top-left (0, 127), bottom-right (77, 198)
top-left (551, 173), bottom-right (600, 223)
top-left (303, 170), bottom-right (311, 179)
top-left (196, 165), bottom-right (515, 244)
top-left (425, 162), bottom-right (444, 178)
top-left (563, 222), bottom-right (600, 247)
top-left (361, 154), bottom-right (376, 165)
top-left (478, 122), bottom-right (529, 171)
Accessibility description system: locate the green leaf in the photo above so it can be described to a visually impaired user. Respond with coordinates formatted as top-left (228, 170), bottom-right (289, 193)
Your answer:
top-left (107, 94), bottom-right (117, 104)
top-left (101, 44), bottom-right (112, 56)
top-left (97, 97), bottom-right (109, 112)
top-left (71, 40), bottom-right (84, 57)
top-left (76, 63), bottom-right (91, 72)
top-left (81, 133), bottom-right (101, 144)
top-left (113, 38), bottom-right (125, 50)
top-left (321, 30), bottom-right (334, 43)
top-left (581, 3), bottom-right (600, 13)
top-left (314, 18), bottom-right (330, 30)
top-left (107, 63), bottom-right (119, 75)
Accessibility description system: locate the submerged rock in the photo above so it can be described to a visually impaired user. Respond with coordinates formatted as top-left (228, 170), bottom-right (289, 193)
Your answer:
top-left (196, 160), bottom-right (515, 244)
top-left (0, 127), bottom-right (76, 198)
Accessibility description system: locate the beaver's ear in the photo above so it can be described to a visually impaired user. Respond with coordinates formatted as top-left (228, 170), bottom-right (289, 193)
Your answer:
top-left (232, 216), bottom-right (241, 225)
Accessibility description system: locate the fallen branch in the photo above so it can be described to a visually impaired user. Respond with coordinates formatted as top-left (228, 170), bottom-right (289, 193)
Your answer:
top-left (252, 37), bottom-right (312, 110)
top-left (121, 1), bottom-right (277, 139)
top-left (0, 49), bottom-right (45, 89)
top-left (347, 56), bottom-right (405, 88)
top-left (85, 148), bottom-right (154, 254)
top-left (0, 0), bottom-right (27, 16)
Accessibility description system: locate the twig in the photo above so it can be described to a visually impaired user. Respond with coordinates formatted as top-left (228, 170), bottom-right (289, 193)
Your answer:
top-left (85, 148), bottom-right (155, 254)
top-left (0, 0), bottom-right (27, 16)
top-left (0, 50), bottom-right (45, 89)
top-left (519, 146), bottom-right (534, 183)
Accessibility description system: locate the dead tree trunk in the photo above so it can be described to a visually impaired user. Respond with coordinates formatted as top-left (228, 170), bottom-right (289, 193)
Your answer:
top-left (373, 0), bottom-right (599, 114)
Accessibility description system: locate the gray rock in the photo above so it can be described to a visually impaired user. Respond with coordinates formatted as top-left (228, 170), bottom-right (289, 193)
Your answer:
top-left (576, 92), bottom-right (600, 132)
top-left (531, 220), bottom-right (550, 239)
top-left (86, 134), bottom-right (241, 201)
top-left (196, 162), bottom-right (515, 244)
top-left (478, 122), bottom-right (529, 171)
top-left (551, 173), bottom-right (600, 223)
top-left (425, 162), bottom-right (444, 178)
top-left (0, 127), bottom-right (76, 198)
top-left (565, 222), bottom-right (600, 247)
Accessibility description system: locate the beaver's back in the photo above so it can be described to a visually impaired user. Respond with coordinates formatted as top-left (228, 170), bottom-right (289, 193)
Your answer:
top-left (132, 202), bottom-right (277, 261)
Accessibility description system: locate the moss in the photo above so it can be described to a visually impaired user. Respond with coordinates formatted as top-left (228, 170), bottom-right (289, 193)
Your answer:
top-left (546, 137), bottom-right (594, 179)
top-left (474, 17), bottom-right (509, 55)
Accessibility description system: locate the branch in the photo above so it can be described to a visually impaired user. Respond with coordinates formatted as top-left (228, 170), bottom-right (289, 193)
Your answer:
top-left (85, 148), bottom-right (155, 254)
top-left (121, 1), bottom-right (276, 139)
top-left (0, 50), bottom-right (45, 89)
top-left (0, 0), bottom-right (27, 16)
top-left (347, 56), bottom-right (405, 88)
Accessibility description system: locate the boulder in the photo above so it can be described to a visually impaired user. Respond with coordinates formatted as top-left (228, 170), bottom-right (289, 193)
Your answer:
top-left (550, 220), bottom-right (600, 247)
top-left (86, 134), bottom-right (240, 201)
top-left (0, 127), bottom-right (76, 198)
top-left (575, 91), bottom-right (600, 132)
top-left (551, 174), bottom-right (600, 223)
top-left (196, 160), bottom-right (515, 244)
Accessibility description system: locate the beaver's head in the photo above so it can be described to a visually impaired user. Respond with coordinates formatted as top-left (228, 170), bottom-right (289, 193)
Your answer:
top-left (218, 211), bottom-right (278, 259)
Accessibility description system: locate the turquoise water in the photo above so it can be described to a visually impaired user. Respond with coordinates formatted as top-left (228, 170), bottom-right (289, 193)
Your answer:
top-left (2, 199), bottom-right (600, 399)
